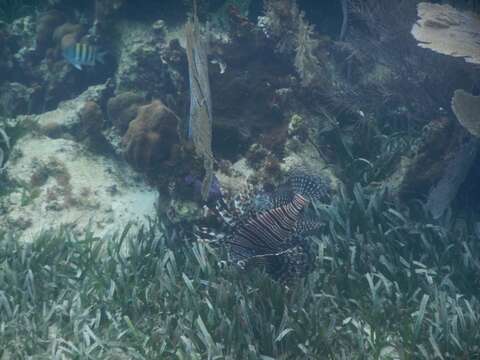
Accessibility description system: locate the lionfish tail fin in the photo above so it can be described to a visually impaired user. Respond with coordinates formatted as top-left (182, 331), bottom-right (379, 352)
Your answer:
top-left (288, 171), bottom-right (331, 202)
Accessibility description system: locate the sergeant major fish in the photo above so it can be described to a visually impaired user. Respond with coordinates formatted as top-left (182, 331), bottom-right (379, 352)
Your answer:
top-left (63, 43), bottom-right (105, 70)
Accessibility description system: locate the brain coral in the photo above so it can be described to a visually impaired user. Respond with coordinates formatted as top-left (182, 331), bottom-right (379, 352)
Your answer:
top-left (122, 100), bottom-right (181, 171)
top-left (107, 91), bottom-right (145, 133)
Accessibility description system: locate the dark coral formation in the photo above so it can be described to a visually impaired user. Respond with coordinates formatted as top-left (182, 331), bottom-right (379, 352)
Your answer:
top-left (208, 5), bottom-right (297, 159)
top-left (0, 22), bottom-right (18, 79)
top-left (78, 100), bottom-right (104, 138)
top-left (35, 10), bottom-right (65, 55)
top-left (0, 82), bottom-right (36, 117)
top-left (122, 100), bottom-right (181, 171)
top-left (94, 0), bottom-right (126, 35)
top-left (53, 22), bottom-right (84, 51)
top-left (113, 21), bottom-right (186, 115)
top-left (107, 91), bottom-right (145, 133)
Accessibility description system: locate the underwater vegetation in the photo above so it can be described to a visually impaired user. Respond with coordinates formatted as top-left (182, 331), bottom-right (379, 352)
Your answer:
top-left (1, 184), bottom-right (480, 358)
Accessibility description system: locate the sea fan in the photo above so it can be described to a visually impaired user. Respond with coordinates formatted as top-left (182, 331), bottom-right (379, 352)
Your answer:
top-left (185, 2), bottom-right (215, 202)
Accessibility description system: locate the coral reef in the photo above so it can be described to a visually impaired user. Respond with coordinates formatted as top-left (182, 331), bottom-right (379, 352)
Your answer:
top-left (31, 83), bottom-right (109, 139)
top-left (93, 0), bottom-right (126, 35)
top-left (52, 22), bottom-right (84, 51)
top-left (260, 0), bottom-right (325, 86)
top-left (0, 0), bottom-right (473, 210)
top-left (113, 20), bottom-right (185, 112)
top-left (334, 0), bottom-right (472, 123)
top-left (0, 22), bottom-right (16, 78)
top-left (0, 82), bottom-right (36, 117)
top-left (35, 10), bottom-right (65, 54)
top-left (122, 100), bottom-right (182, 172)
top-left (408, 2), bottom-right (480, 214)
top-left (78, 100), bottom-right (104, 141)
top-left (386, 116), bottom-right (474, 203)
top-left (165, 198), bottom-right (204, 224)
top-left (294, 11), bottom-right (321, 86)
top-left (287, 113), bottom-right (308, 140)
top-left (208, 5), bottom-right (298, 158)
top-left (2, 4), bottom-right (115, 114)
top-left (107, 91), bottom-right (145, 133)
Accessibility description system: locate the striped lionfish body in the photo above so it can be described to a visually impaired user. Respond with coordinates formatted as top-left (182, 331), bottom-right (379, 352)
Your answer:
top-left (229, 193), bottom-right (309, 261)
top-left (228, 193), bottom-right (313, 283)
top-left (200, 170), bottom-right (331, 282)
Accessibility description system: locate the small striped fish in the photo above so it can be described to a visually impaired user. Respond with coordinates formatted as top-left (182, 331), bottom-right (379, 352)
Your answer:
top-left (63, 43), bottom-right (105, 70)
top-left (198, 171), bottom-right (330, 282)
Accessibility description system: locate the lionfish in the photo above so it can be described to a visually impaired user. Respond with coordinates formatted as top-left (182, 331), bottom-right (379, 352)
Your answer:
top-left (198, 171), bottom-right (331, 282)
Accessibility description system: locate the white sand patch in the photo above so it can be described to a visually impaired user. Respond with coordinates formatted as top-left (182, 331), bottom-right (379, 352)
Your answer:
top-left (2, 134), bottom-right (158, 242)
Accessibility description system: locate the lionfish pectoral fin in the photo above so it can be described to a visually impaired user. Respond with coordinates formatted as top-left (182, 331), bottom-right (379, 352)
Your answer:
top-left (288, 170), bottom-right (331, 202)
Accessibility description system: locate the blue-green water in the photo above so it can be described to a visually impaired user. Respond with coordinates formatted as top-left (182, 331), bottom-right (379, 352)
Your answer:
top-left (0, 0), bottom-right (479, 358)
